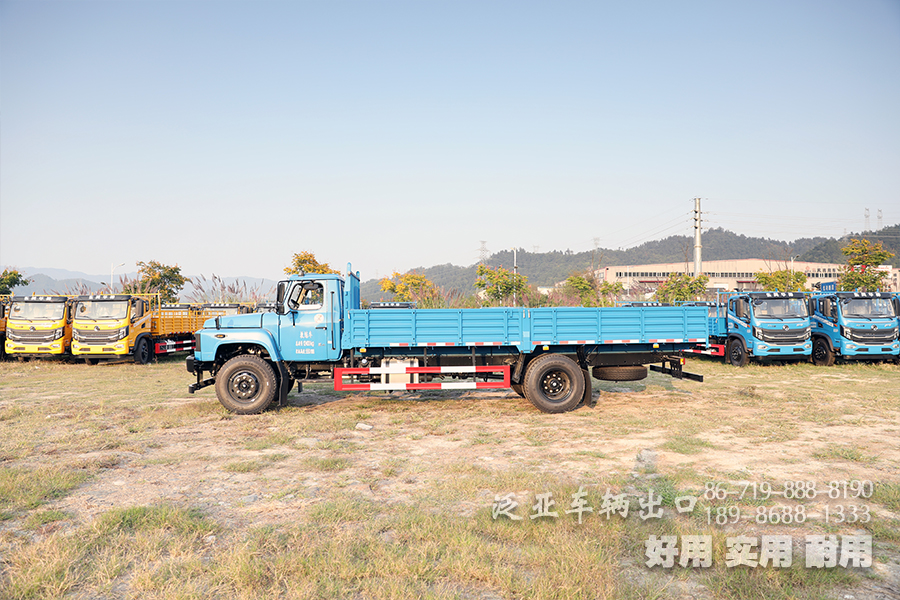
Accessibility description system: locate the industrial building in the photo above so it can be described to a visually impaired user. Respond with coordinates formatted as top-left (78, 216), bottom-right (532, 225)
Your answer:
top-left (597, 258), bottom-right (900, 293)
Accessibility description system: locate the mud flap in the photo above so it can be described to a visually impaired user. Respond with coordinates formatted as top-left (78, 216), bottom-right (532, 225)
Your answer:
top-left (582, 368), bottom-right (596, 408)
top-left (276, 362), bottom-right (291, 406)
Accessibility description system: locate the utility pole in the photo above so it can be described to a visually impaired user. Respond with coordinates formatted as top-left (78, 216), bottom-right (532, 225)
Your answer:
top-left (512, 247), bottom-right (518, 308)
top-left (693, 198), bottom-right (702, 277)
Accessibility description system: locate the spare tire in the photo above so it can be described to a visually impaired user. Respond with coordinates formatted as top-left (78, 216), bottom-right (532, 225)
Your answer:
top-left (591, 365), bottom-right (648, 381)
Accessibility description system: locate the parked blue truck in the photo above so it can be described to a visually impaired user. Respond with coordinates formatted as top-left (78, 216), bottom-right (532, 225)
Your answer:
top-left (688, 292), bottom-right (812, 366)
top-left (808, 291), bottom-right (899, 366)
top-left (186, 265), bottom-right (710, 414)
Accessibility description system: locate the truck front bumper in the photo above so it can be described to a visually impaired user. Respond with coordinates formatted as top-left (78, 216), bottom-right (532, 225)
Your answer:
top-left (749, 342), bottom-right (812, 358)
top-left (838, 342), bottom-right (900, 358)
top-left (72, 341), bottom-right (128, 356)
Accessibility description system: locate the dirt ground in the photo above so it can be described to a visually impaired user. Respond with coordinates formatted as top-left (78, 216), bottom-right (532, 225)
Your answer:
top-left (2, 357), bottom-right (899, 599)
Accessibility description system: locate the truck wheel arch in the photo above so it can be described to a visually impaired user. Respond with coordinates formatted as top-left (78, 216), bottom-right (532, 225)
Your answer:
top-left (215, 343), bottom-right (272, 367)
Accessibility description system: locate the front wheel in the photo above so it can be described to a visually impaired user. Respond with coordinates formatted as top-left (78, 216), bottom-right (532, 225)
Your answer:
top-left (215, 355), bottom-right (277, 414)
top-left (523, 354), bottom-right (585, 414)
top-left (812, 338), bottom-right (835, 367)
top-left (133, 337), bottom-right (152, 365)
top-left (728, 339), bottom-right (749, 367)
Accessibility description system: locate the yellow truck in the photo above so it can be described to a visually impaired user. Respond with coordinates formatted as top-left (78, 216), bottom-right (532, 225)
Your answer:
top-left (0, 295), bottom-right (10, 359)
top-left (71, 294), bottom-right (212, 364)
top-left (4, 295), bottom-right (74, 359)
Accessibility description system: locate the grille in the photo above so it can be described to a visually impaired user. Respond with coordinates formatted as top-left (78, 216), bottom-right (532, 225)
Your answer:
top-left (6, 329), bottom-right (60, 343)
top-left (847, 327), bottom-right (897, 345)
top-left (73, 328), bottom-right (124, 344)
top-left (758, 327), bottom-right (809, 345)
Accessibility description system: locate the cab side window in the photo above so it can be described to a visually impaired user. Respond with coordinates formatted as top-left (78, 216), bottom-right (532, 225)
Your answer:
top-left (288, 283), bottom-right (324, 311)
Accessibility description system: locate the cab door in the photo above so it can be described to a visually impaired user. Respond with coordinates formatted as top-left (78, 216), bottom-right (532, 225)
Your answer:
top-left (280, 280), bottom-right (341, 362)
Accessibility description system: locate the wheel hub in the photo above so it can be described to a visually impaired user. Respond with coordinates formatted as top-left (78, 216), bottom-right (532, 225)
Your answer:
top-left (541, 372), bottom-right (568, 399)
top-left (230, 371), bottom-right (260, 400)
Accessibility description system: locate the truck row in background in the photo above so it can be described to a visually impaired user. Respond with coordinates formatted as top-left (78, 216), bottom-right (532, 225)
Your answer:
top-left (0, 294), bottom-right (273, 363)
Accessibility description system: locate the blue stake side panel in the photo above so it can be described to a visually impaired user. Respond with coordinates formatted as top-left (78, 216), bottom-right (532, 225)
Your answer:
top-left (345, 306), bottom-right (708, 352)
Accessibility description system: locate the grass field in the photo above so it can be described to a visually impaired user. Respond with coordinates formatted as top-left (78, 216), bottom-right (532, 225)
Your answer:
top-left (0, 356), bottom-right (898, 599)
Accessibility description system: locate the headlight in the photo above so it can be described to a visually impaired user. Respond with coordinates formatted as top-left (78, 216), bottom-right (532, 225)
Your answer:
top-left (117, 327), bottom-right (129, 341)
top-left (54, 328), bottom-right (64, 340)
top-left (753, 327), bottom-right (762, 340)
top-left (840, 326), bottom-right (850, 339)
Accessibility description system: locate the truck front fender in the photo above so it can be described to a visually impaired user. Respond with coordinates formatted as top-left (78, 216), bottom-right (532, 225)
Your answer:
top-left (811, 333), bottom-right (835, 352)
top-left (206, 329), bottom-right (284, 364)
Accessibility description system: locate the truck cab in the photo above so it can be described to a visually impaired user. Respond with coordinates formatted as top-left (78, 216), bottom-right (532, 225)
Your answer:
top-left (4, 296), bottom-right (74, 358)
top-left (712, 292), bottom-right (811, 366)
top-left (71, 294), bottom-right (153, 363)
top-left (809, 292), bottom-right (899, 366)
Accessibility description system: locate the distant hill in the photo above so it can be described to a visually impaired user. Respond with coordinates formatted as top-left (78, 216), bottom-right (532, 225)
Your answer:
top-left (800, 224), bottom-right (899, 267)
top-left (3, 267), bottom-right (278, 301)
top-left (361, 227), bottom-right (843, 301)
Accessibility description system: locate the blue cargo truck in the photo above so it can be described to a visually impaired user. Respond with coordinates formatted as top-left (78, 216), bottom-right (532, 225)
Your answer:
top-left (186, 265), bottom-right (709, 414)
top-left (808, 291), bottom-right (899, 366)
top-left (689, 292), bottom-right (812, 366)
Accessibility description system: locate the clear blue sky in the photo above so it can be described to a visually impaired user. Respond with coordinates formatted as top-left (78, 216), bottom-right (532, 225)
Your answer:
top-left (2, 0), bottom-right (898, 282)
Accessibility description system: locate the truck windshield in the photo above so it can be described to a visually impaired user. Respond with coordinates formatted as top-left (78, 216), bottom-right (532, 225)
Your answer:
top-left (75, 301), bottom-right (129, 320)
top-left (752, 298), bottom-right (808, 319)
top-left (9, 302), bottom-right (66, 321)
top-left (841, 298), bottom-right (895, 318)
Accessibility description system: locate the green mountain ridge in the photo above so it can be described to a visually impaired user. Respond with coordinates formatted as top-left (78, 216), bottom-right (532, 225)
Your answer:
top-left (361, 225), bottom-right (900, 301)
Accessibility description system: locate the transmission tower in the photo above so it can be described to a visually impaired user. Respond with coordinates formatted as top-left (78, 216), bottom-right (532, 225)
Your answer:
top-left (877, 209), bottom-right (883, 230)
top-left (478, 241), bottom-right (489, 265)
top-left (865, 208), bottom-right (870, 232)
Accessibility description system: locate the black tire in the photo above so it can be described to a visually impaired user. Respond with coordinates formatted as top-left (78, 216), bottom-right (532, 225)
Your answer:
top-left (812, 338), bottom-right (835, 367)
top-left (728, 339), bottom-right (749, 368)
top-left (215, 355), bottom-right (277, 414)
top-left (133, 337), bottom-right (152, 365)
top-left (591, 365), bottom-right (648, 381)
top-left (523, 354), bottom-right (585, 414)
top-left (511, 382), bottom-right (525, 397)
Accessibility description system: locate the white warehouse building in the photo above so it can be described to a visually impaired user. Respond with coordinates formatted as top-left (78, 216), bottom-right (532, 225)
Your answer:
top-left (596, 258), bottom-right (900, 293)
